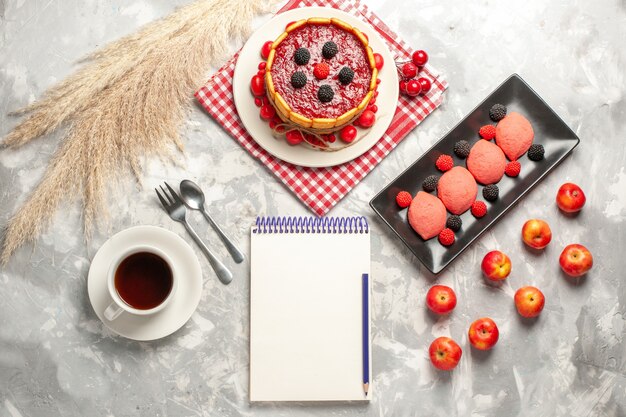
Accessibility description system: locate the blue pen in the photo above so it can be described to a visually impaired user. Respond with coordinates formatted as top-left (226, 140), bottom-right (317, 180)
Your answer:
top-left (362, 273), bottom-right (369, 397)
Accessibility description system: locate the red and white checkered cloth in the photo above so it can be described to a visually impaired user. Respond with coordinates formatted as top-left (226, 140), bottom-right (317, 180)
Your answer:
top-left (195, 0), bottom-right (447, 216)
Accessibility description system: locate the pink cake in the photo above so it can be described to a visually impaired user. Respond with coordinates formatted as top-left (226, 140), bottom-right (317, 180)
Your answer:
top-left (466, 140), bottom-right (507, 185)
top-left (437, 166), bottom-right (478, 215)
top-left (495, 112), bottom-right (534, 160)
top-left (408, 191), bottom-right (447, 240)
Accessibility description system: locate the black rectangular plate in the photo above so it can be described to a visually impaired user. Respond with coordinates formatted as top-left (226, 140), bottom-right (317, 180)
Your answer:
top-left (369, 74), bottom-right (580, 274)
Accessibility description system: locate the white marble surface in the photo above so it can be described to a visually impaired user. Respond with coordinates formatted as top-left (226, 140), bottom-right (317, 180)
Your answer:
top-left (1, 1), bottom-right (625, 416)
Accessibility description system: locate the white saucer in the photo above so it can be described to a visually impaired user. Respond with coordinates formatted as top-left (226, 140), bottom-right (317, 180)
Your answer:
top-left (87, 225), bottom-right (203, 341)
top-left (232, 6), bottom-right (399, 168)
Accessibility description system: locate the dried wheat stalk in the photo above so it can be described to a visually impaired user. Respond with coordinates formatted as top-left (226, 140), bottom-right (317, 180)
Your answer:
top-left (1, 0), bottom-right (277, 264)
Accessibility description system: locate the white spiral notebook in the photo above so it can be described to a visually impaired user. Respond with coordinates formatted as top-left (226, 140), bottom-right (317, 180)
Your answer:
top-left (250, 216), bottom-right (371, 402)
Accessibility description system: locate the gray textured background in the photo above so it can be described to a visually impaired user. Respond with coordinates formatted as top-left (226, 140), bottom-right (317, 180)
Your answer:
top-left (1, 0), bottom-right (625, 416)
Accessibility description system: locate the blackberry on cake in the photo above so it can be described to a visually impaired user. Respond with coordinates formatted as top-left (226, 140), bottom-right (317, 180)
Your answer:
top-left (290, 71), bottom-right (307, 89)
top-left (294, 47), bottom-right (310, 65)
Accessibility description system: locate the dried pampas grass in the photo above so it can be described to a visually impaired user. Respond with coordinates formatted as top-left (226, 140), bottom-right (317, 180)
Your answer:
top-left (1, 0), bottom-right (277, 264)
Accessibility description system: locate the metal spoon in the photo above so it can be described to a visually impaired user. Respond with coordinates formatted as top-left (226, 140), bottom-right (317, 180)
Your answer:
top-left (179, 179), bottom-right (245, 264)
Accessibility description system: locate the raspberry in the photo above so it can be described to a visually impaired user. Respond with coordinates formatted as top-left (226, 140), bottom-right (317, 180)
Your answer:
top-left (505, 161), bottom-right (521, 177)
top-left (294, 48), bottom-right (310, 65)
top-left (471, 201), bottom-right (487, 218)
top-left (313, 62), bottom-right (330, 80)
top-left (422, 175), bottom-right (439, 192)
top-left (489, 104), bottom-right (507, 122)
top-left (528, 144), bottom-right (545, 161)
top-left (453, 140), bottom-right (471, 159)
top-left (479, 125), bottom-right (496, 140)
top-left (338, 67), bottom-right (355, 85)
top-left (396, 191), bottom-right (412, 208)
top-left (482, 184), bottom-right (499, 201)
top-left (438, 228), bottom-right (455, 246)
top-left (322, 41), bottom-right (338, 59)
top-left (446, 215), bottom-right (462, 232)
top-left (317, 85), bottom-right (334, 103)
top-left (436, 154), bottom-right (454, 172)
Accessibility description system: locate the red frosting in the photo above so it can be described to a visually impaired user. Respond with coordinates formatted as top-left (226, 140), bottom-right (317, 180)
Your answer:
top-left (270, 23), bottom-right (372, 119)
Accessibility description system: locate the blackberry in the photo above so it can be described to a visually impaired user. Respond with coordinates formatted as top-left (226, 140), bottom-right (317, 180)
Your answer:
top-left (454, 140), bottom-right (471, 158)
top-left (446, 215), bottom-right (462, 232)
top-left (422, 175), bottom-right (439, 192)
top-left (290, 71), bottom-right (307, 89)
top-left (338, 67), bottom-right (355, 85)
top-left (294, 47), bottom-right (310, 65)
top-left (482, 184), bottom-right (499, 201)
top-left (322, 41), bottom-right (338, 59)
top-left (528, 144), bottom-right (545, 161)
top-left (317, 85), bottom-right (334, 103)
top-left (489, 103), bottom-right (507, 121)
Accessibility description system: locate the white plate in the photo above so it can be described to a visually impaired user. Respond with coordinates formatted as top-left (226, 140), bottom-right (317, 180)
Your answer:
top-left (233, 6), bottom-right (399, 168)
top-left (87, 226), bottom-right (203, 341)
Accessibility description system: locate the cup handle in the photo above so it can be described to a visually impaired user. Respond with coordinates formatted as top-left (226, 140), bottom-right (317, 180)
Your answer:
top-left (104, 302), bottom-right (123, 321)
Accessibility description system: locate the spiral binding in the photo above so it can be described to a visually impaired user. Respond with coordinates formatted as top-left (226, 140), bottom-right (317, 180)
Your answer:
top-left (253, 216), bottom-right (369, 234)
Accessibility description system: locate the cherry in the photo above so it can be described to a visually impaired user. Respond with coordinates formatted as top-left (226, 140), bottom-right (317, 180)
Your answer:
top-left (285, 130), bottom-right (304, 145)
top-left (417, 77), bottom-right (432, 94)
top-left (250, 75), bottom-right (265, 96)
top-left (339, 125), bottom-right (357, 143)
top-left (254, 97), bottom-right (262, 107)
top-left (399, 80), bottom-right (408, 94)
top-left (260, 104), bottom-right (275, 120)
top-left (406, 79), bottom-right (422, 97)
top-left (261, 41), bottom-right (273, 60)
top-left (412, 50), bottom-right (428, 67)
top-left (357, 110), bottom-right (376, 128)
top-left (367, 104), bottom-right (378, 113)
top-left (401, 62), bottom-right (418, 79)
top-left (373, 53), bottom-right (384, 70)
top-left (258, 62), bottom-right (266, 70)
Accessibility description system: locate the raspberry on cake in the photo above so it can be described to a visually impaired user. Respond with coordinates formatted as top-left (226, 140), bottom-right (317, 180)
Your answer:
top-left (264, 18), bottom-right (378, 133)
top-left (437, 166), bottom-right (478, 215)
top-left (466, 140), bottom-right (506, 185)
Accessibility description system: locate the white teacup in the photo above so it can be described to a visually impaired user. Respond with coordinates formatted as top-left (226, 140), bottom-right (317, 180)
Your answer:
top-left (104, 245), bottom-right (177, 321)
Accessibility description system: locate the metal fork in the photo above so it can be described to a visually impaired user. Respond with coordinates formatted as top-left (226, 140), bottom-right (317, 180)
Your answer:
top-left (156, 182), bottom-right (233, 285)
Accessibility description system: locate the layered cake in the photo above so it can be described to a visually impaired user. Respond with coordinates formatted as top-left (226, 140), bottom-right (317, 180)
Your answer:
top-left (265, 17), bottom-right (378, 133)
